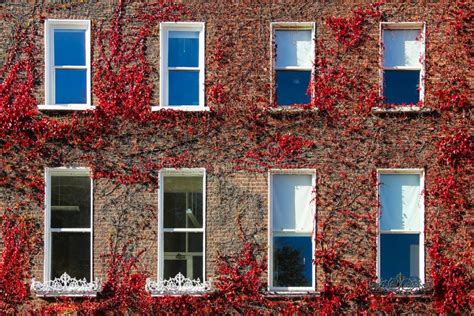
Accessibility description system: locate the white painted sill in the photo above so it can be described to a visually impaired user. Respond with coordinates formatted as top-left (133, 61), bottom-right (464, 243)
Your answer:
top-left (267, 106), bottom-right (318, 113)
top-left (372, 106), bottom-right (433, 114)
top-left (38, 104), bottom-right (96, 111)
top-left (151, 106), bottom-right (210, 112)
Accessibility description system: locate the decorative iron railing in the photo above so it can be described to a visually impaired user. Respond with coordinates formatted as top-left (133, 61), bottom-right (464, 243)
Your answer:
top-left (370, 273), bottom-right (430, 294)
top-left (146, 272), bottom-right (211, 296)
top-left (31, 272), bottom-right (102, 297)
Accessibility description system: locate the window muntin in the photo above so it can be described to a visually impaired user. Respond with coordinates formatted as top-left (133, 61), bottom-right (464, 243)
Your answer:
top-left (273, 24), bottom-right (314, 106)
top-left (44, 20), bottom-right (91, 109)
top-left (377, 171), bottom-right (424, 287)
top-left (159, 23), bottom-right (205, 110)
top-left (159, 170), bottom-right (206, 283)
top-left (45, 168), bottom-right (93, 282)
top-left (381, 24), bottom-right (424, 105)
top-left (269, 172), bottom-right (316, 292)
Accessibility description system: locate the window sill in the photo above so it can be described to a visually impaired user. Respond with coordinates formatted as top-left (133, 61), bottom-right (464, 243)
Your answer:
top-left (267, 106), bottom-right (318, 114)
top-left (371, 106), bottom-right (434, 114)
top-left (30, 273), bottom-right (102, 297)
top-left (38, 104), bottom-right (96, 111)
top-left (151, 106), bottom-right (210, 112)
top-left (266, 290), bottom-right (318, 297)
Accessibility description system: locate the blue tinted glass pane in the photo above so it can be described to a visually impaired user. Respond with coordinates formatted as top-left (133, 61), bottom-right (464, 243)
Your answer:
top-left (55, 69), bottom-right (87, 104)
top-left (276, 70), bottom-right (311, 106)
top-left (273, 236), bottom-right (312, 287)
top-left (169, 70), bottom-right (199, 106)
top-left (380, 234), bottom-right (420, 282)
top-left (168, 31), bottom-right (199, 67)
top-left (383, 70), bottom-right (420, 105)
top-left (54, 29), bottom-right (86, 66)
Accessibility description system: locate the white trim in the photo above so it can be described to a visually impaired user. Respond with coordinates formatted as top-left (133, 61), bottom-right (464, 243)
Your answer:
top-left (43, 167), bottom-right (94, 296)
top-left (270, 22), bottom-right (316, 107)
top-left (379, 22), bottom-right (426, 106)
top-left (159, 22), bottom-right (206, 111)
top-left (268, 169), bottom-right (316, 292)
top-left (44, 19), bottom-right (91, 109)
top-left (156, 168), bottom-right (206, 295)
top-left (376, 169), bottom-right (425, 285)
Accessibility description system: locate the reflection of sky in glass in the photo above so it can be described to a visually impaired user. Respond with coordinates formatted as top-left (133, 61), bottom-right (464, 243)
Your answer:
top-left (168, 31), bottom-right (199, 67)
top-left (55, 69), bottom-right (87, 104)
top-left (276, 70), bottom-right (311, 105)
top-left (383, 70), bottom-right (420, 105)
top-left (54, 29), bottom-right (86, 66)
top-left (274, 236), bottom-right (312, 287)
top-left (380, 234), bottom-right (419, 282)
top-left (169, 71), bottom-right (199, 105)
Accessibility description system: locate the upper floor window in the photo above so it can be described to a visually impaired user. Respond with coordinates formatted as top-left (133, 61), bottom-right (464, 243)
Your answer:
top-left (377, 170), bottom-right (425, 289)
top-left (381, 23), bottom-right (425, 106)
top-left (272, 23), bottom-right (315, 106)
top-left (42, 20), bottom-right (92, 110)
top-left (269, 171), bottom-right (316, 292)
top-left (158, 22), bottom-right (206, 111)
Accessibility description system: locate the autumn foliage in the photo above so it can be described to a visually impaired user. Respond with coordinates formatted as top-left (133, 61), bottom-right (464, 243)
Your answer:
top-left (0, 0), bottom-right (472, 314)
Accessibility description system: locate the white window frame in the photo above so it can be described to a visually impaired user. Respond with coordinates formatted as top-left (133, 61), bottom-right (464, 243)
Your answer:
top-left (44, 167), bottom-right (94, 284)
top-left (376, 168), bottom-right (425, 286)
top-left (270, 22), bottom-right (316, 107)
top-left (268, 169), bottom-right (316, 293)
top-left (157, 168), bottom-right (207, 284)
top-left (380, 22), bottom-right (426, 106)
top-left (41, 19), bottom-right (93, 111)
top-left (155, 22), bottom-right (207, 112)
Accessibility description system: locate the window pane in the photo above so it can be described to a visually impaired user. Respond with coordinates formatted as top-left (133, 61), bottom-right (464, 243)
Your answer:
top-left (276, 30), bottom-right (312, 68)
top-left (273, 174), bottom-right (313, 231)
top-left (51, 176), bottom-right (91, 228)
top-left (169, 70), bottom-right (200, 106)
top-left (276, 70), bottom-right (311, 106)
top-left (379, 173), bottom-right (421, 231)
top-left (163, 232), bottom-right (203, 280)
top-left (51, 232), bottom-right (90, 281)
top-left (55, 69), bottom-right (87, 104)
top-left (380, 234), bottom-right (420, 283)
top-left (168, 31), bottom-right (199, 67)
top-left (164, 259), bottom-right (187, 279)
top-left (54, 29), bottom-right (86, 66)
top-left (273, 236), bottom-right (312, 287)
top-left (383, 70), bottom-right (420, 105)
top-left (383, 29), bottom-right (422, 68)
top-left (163, 176), bottom-right (203, 228)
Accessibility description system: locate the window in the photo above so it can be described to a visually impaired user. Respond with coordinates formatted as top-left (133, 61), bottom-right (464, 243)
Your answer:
top-left (272, 23), bottom-right (315, 106)
top-left (377, 170), bottom-right (424, 288)
top-left (44, 168), bottom-right (93, 282)
top-left (269, 171), bottom-right (316, 292)
top-left (43, 20), bottom-right (92, 110)
top-left (381, 23), bottom-right (425, 105)
top-left (158, 22), bottom-right (206, 111)
top-left (158, 169), bottom-right (206, 283)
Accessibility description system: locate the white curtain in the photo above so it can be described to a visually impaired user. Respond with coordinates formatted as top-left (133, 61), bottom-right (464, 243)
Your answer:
top-left (273, 174), bottom-right (313, 231)
top-left (383, 29), bottom-right (422, 67)
top-left (379, 174), bottom-right (421, 231)
top-left (276, 30), bottom-right (312, 68)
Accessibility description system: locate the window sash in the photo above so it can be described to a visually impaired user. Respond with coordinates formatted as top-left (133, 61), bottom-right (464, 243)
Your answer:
top-left (268, 170), bottom-right (316, 292)
top-left (44, 20), bottom-right (91, 107)
top-left (159, 23), bottom-right (205, 109)
top-left (380, 23), bottom-right (425, 105)
top-left (376, 169), bottom-right (425, 285)
top-left (44, 168), bottom-right (93, 282)
top-left (158, 169), bottom-right (206, 283)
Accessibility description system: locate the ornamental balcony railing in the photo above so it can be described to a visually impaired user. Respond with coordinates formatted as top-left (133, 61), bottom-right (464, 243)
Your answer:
top-left (31, 272), bottom-right (102, 297)
top-left (146, 272), bottom-right (212, 296)
top-left (370, 273), bottom-right (431, 294)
